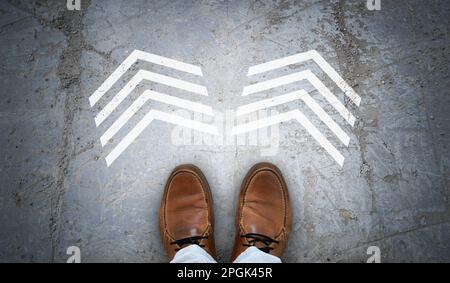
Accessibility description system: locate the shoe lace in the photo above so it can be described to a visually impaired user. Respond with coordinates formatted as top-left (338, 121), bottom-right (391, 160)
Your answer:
top-left (241, 233), bottom-right (279, 253)
top-left (170, 236), bottom-right (208, 251)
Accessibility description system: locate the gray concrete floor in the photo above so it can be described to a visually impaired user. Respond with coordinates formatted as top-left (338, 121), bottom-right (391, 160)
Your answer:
top-left (0, 0), bottom-right (449, 262)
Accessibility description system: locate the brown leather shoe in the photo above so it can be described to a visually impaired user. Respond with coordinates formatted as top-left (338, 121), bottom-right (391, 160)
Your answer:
top-left (231, 162), bottom-right (292, 261)
top-left (159, 164), bottom-right (216, 261)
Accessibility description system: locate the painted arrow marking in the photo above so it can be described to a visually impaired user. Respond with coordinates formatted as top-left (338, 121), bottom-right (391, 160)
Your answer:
top-left (89, 50), bottom-right (218, 166)
top-left (234, 50), bottom-right (361, 167)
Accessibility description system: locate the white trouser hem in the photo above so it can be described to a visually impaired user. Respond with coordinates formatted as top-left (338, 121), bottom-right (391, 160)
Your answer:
top-left (170, 245), bottom-right (282, 263)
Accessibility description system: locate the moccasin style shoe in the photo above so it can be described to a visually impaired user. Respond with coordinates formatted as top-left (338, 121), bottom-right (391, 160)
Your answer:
top-left (159, 164), bottom-right (216, 260)
top-left (231, 162), bottom-right (292, 261)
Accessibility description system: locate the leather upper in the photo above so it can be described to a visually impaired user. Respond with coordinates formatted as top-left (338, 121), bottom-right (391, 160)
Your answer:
top-left (159, 164), bottom-right (216, 260)
top-left (231, 162), bottom-right (292, 261)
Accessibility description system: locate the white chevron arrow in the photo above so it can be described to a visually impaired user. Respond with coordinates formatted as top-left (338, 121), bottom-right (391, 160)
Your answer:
top-left (234, 50), bottom-right (361, 167)
top-left (89, 50), bottom-right (218, 167)
top-left (247, 49), bottom-right (361, 106)
top-left (242, 69), bottom-right (356, 126)
top-left (105, 110), bottom-right (219, 167)
top-left (89, 50), bottom-right (204, 107)
top-left (236, 89), bottom-right (350, 146)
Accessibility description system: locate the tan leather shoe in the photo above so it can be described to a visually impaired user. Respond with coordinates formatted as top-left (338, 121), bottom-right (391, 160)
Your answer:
top-left (231, 162), bottom-right (292, 261)
top-left (159, 164), bottom-right (216, 261)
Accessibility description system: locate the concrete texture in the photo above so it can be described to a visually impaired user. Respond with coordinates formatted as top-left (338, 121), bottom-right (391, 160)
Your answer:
top-left (0, 0), bottom-right (449, 262)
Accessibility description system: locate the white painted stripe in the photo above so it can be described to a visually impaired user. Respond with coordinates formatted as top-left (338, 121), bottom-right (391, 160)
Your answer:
top-left (236, 90), bottom-right (306, 116)
top-left (248, 51), bottom-right (312, 76)
top-left (231, 110), bottom-right (345, 166)
top-left (89, 50), bottom-right (203, 107)
top-left (291, 110), bottom-right (345, 167)
top-left (236, 90), bottom-right (350, 146)
top-left (242, 71), bottom-right (302, 96)
top-left (100, 90), bottom-right (214, 146)
top-left (306, 72), bottom-right (356, 126)
top-left (133, 50), bottom-right (203, 76)
top-left (105, 110), bottom-right (219, 166)
top-left (94, 70), bottom-right (208, 126)
top-left (242, 70), bottom-right (356, 126)
top-left (247, 50), bottom-right (361, 106)
top-left (232, 111), bottom-right (293, 135)
top-left (300, 93), bottom-right (350, 146)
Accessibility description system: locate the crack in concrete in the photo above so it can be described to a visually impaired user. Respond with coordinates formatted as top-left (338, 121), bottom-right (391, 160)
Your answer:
top-left (50, 0), bottom-right (92, 262)
top-left (330, 1), bottom-right (375, 203)
top-left (325, 0), bottom-right (388, 240)
top-left (6, 0), bottom-right (94, 262)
